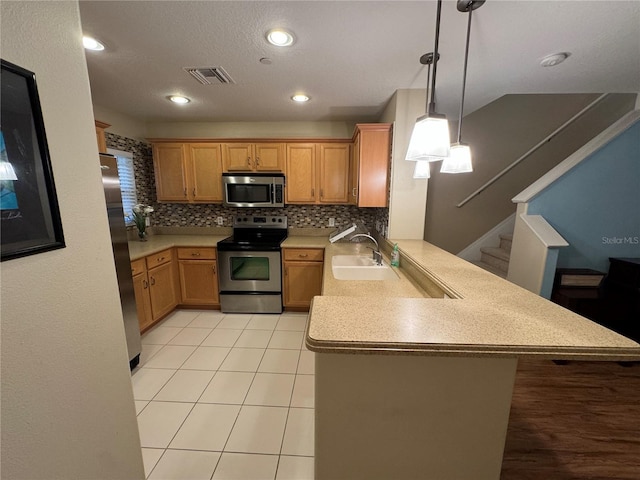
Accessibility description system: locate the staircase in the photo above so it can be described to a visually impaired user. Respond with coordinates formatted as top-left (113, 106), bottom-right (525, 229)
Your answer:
top-left (473, 234), bottom-right (512, 278)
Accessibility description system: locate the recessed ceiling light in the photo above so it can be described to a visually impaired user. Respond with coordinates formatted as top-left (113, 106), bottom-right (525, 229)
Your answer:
top-left (291, 94), bottom-right (310, 103)
top-left (540, 52), bottom-right (571, 67)
top-left (266, 29), bottom-right (295, 47)
top-left (83, 35), bottom-right (105, 51)
top-left (169, 95), bottom-right (191, 104)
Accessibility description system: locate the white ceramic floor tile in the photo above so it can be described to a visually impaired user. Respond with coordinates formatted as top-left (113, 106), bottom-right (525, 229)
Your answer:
top-left (290, 375), bottom-right (315, 408)
top-left (235, 330), bottom-right (273, 349)
top-left (187, 311), bottom-right (225, 329)
top-left (141, 448), bottom-right (164, 478)
top-left (220, 348), bottom-right (265, 372)
top-left (167, 327), bottom-right (213, 346)
top-left (275, 315), bottom-right (307, 332)
top-left (181, 346), bottom-right (230, 371)
top-left (144, 346), bottom-right (197, 369)
top-left (268, 331), bottom-right (304, 350)
top-left (217, 314), bottom-right (253, 329)
top-left (142, 326), bottom-right (183, 345)
top-left (258, 350), bottom-right (300, 374)
top-left (201, 329), bottom-right (243, 347)
top-left (138, 344), bottom-right (164, 367)
top-left (212, 453), bottom-right (278, 480)
top-left (137, 401), bottom-right (194, 448)
top-left (199, 371), bottom-right (255, 404)
top-left (276, 455), bottom-right (314, 480)
top-left (245, 315), bottom-right (280, 331)
top-left (169, 403), bottom-right (240, 451)
top-left (154, 370), bottom-right (215, 402)
top-left (160, 310), bottom-right (201, 328)
top-left (297, 351), bottom-right (315, 375)
top-left (245, 373), bottom-right (295, 407)
top-left (281, 408), bottom-right (315, 457)
top-left (135, 400), bottom-right (150, 415)
top-left (148, 449), bottom-right (221, 480)
top-left (225, 406), bottom-right (288, 455)
top-left (131, 368), bottom-right (176, 400)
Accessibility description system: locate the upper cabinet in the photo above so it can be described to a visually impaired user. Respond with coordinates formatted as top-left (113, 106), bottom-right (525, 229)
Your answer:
top-left (95, 120), bottom-right (110, 153)
top-left (285, 143), bottom-right (350, 204)
top-left (222, 142), bottom-right (285, 172)
top-left (350, 123), bottom-right (392, 207)
top-left (152, 142), bottom-right (223, 203)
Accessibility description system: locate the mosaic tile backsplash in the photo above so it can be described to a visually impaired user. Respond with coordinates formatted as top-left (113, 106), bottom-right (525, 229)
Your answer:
top-left (106, 132), bottom-right (389, 237)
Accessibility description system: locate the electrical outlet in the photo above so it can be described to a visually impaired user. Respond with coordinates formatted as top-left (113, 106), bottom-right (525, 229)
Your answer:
top-left (328, 218), bottom-right (335, 227)
top-left (375, 220), bottom-right (381, 232)
top-left (216, 216), bottom-right (224, 226)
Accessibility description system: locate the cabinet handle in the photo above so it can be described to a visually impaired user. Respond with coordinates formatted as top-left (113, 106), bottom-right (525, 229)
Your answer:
top-left (184, 188), bottom-right (187, 197)
top-left (352, 187), bottom-right (357, 197)
top-left (157, 257), bottom-right (165, 262)
top-left (150, 277), bottom-right (156, 286)
top-left (247, 156), bottom-right (251, 166)
top-left (256, 157), bottom-right (260, 166)
top-left (311, 188), bottom-right (315, 198)
top-left (191, 252), bottom-right (201, 256)
top-left (284, 267), bottom-right (287, 276)
top-left (320, 189), bottom-right (324, 198)
top-left (299, 253), bottom-right (308, 258)
top-left (213, 265), bottom-right (216, 274)
top-left (193, 188), bottom-right (196, 197)
top-left (143, 279), bottom-right (149, 289)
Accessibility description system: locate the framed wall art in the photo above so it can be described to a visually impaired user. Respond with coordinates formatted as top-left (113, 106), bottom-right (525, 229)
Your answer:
top-left (1, 59), bottom-right (65, 261)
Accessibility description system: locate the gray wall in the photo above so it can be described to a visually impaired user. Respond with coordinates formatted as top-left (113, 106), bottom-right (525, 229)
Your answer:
top-left (424, 93), bottom-right (637, 254)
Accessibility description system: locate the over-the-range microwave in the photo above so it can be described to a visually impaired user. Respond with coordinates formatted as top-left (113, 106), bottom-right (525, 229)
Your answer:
top-left (222, 173), bottom-right (285, 208)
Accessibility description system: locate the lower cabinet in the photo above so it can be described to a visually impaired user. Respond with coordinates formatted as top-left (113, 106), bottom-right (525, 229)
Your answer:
top-left (177, 247), bottom-right (220, 305)
top-left (282, 248), bottom-right (324, 310)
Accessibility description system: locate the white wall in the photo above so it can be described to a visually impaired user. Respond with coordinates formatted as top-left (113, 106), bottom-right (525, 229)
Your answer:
top-left (384, 89), bottom-right (429, 239)
top-left (0, 2), bottom-right (144, 479)
top-left (93, 103), bottom-right (148, 141)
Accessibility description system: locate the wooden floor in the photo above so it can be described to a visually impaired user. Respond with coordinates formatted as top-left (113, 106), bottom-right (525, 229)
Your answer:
top-left (501, 359), bottom-right (640, 480)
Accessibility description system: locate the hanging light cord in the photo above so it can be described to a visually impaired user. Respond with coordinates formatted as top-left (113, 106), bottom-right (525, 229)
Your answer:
top-left (424, 58), bottom-right (432, 113)
top-left (428, 0), bottom-right (443, 115)
top-left (456, 5), bottom-right (473, 143)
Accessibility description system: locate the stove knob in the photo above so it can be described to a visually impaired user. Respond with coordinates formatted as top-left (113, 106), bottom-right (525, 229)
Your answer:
top-left (278, 219), bottom-right (283, 222)
top-left (272, 218), bottom-right (276, 222)
top-left (242, 217), bottom-right (248, 222)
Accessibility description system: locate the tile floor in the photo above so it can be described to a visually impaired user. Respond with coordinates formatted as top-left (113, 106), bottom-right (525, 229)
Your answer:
top-left (132, 309), bottom-right (315, 479)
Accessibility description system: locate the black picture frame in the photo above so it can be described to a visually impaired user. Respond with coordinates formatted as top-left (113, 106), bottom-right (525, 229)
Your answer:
top-left (1, 59), bottom-right (65, 261)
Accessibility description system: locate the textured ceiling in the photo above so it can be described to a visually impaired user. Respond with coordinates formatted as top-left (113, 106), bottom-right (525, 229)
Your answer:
top-left (79, 1), bottom-right (640, 124)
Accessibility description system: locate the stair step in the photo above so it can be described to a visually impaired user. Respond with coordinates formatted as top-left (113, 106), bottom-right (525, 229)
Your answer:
top-left (472, 261), bottom-right (507, 279)
top-left (499, 233), bottom-right (513, 241)
top-left (480, 246), bottom-right (511, 262)
top-left (480, 247), bottom-right (510, 273)
top-left (499, 233), bottom-right (513, 253)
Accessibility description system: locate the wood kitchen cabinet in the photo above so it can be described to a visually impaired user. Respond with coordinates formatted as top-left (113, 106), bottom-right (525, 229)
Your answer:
top-left (222, 142), bottom-right (285, 172)
top-left (95, 120), bottom-right (110, 153)
top-left (152, 142), bottom-right (223, 203)
top-left (282, 248), bottom-right (324, 310)
top-left (285, 143), bottom-right (350, 204)
top-left (131, 249), bottom-right (178, 332)
top-left (350, 123), bottom-right (392, 207)
top-left (177, 247), bottom-right (220, 305)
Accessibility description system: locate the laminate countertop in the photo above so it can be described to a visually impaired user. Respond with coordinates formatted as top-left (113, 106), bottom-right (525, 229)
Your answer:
top-left (128, 235), bottom-right (229, 261)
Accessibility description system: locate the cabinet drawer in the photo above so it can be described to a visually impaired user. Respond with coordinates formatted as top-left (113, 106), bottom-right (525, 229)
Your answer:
top-left (131, 258), bottom-right (146, 276)
top-left (283, 248), bottom-right (324, 262)
top-left (177, 247), bottom-right (217, 260)
top-left (146, 249), bottom-right (173, 269)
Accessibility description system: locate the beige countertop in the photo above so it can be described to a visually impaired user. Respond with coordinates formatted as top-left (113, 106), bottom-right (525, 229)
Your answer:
top-left (128, 234), bottom-right (229, 260)
top-left (307, 239), bottom-right (640, 360)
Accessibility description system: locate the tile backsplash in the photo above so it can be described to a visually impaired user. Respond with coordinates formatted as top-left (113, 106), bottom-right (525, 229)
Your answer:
top-left (106, 132), bottom-right (389, 236)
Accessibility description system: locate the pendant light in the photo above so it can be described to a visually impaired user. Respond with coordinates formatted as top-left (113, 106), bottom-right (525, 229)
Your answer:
top-left (405, 0), bottom-right (450, 162)
top-left (441, 0), bottom-right (484, 174)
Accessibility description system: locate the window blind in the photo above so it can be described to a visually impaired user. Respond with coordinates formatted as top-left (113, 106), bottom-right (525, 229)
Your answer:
top-left (115, 155), bottom-right (138, 225)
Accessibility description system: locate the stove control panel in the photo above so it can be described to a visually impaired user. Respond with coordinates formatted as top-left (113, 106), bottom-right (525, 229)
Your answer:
top-left (233, 215), bottom-right (287, 229)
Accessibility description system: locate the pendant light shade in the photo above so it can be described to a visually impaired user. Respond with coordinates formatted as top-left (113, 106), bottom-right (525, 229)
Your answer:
top-left (440, 143), bottom-right (472, 173)
top-left (413, 160), bottom-right (431, 179)
top-left (405, 113), bottom-right (450, 161)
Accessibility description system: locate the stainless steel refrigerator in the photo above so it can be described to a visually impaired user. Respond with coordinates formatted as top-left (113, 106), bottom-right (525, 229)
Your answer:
top-left (100, 154), bottom-right (141, 369)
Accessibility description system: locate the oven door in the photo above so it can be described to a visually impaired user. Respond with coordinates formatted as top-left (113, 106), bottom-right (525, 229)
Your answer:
top-left (218, 250), bottom-right (282, 293)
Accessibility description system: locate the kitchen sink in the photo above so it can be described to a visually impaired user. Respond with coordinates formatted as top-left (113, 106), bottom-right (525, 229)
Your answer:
top-left (331, 255), bottom-right (399, 281)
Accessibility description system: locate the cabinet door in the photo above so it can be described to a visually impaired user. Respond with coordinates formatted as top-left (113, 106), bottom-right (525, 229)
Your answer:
top-left (283, 261), bottom-right (324, 308)
top-left (318, 143), bottom-right (350, 204)
top-left (254, 143), bottom-right (285, 172)
top-left (153, 143), bottom-right (188, 201)
top-left (178, 260), bottom-right (220, 305)
top-left (350, 133), bottom-right (361, 205)
top-left (355, 124), bottom-right (391, 207)
top-left (148, 261), bottom-right (178, 321)
top-left (223, 143), bottom-right (254, 171)
top-left (286, 144), bottom-right (316, 203)
top-left (132, 273), bottom-right (153, 332)
top-left (188, 143), bottom-right (223, 202)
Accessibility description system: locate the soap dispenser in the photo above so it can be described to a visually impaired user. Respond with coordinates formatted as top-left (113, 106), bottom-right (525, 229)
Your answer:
top-left (391, 243), bottom-right (400, 267)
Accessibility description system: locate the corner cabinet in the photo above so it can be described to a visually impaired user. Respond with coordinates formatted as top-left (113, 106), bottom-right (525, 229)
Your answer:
top-left (152, 142), bottom-right (223, 203)
top-left (285, 143), bottom-right (350, 204)
top-left (222, 142), bottom-right (285, 172)
top-left (350, 124), bottom-right (392, 207)
top-left (177, 247), bottom-right (220, 306)
top-left (95, 120), bottom-right (110, 153)
top-left (282, 248), bottom-right (324, 310)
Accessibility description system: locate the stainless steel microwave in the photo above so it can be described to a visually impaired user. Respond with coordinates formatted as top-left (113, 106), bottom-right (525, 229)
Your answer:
top-left (222, 173), bottom-right (285, 208)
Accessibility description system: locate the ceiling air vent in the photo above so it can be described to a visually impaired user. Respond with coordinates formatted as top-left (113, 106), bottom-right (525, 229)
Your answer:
top-left (184, 66), bottom-right (235, 85)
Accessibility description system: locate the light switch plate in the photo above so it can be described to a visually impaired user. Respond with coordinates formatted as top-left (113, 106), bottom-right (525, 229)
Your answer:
top-left (216, 216), bottom-right (224, 226)
top-left (328, 218), bottom-right (335, 227)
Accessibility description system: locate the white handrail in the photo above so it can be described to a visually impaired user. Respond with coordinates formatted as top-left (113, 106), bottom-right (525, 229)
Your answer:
top-left (456, 93), bottom-right (608, 208)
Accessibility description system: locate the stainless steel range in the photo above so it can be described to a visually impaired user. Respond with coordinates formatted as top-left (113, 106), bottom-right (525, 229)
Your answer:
top-left (217, 215), bottom-right (288, 314)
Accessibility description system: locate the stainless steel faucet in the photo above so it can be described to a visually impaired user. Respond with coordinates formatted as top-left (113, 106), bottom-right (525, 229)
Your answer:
top-left (350, 233), bottom-right (383, 265)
